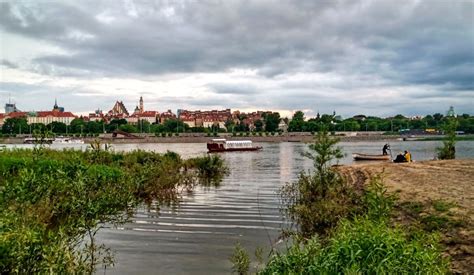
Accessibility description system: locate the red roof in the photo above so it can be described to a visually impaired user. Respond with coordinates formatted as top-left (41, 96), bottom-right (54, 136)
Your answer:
top-left (5, 112), bottom-right (27, 118)
top-left (36, 111), bottom-right (76, 118)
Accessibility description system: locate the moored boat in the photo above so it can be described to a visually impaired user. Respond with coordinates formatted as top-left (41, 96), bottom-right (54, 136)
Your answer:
top-left (352, 153), bottom-right (391, 161)
top-left (52, 137), bottom-right (85, 144)
top-left (207, 139), bottom-right (262, 153)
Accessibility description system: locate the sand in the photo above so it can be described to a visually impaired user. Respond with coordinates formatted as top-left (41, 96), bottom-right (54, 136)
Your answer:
top-left (338, 159), bottom-right (474, 274)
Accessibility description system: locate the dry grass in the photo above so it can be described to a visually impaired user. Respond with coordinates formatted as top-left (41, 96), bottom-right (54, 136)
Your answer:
top-left (338, 160), bottom-right (474, 274)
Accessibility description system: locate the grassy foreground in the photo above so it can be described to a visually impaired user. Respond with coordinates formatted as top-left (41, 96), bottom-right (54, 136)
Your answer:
top-left (0, 146), bottom-right (227, 273)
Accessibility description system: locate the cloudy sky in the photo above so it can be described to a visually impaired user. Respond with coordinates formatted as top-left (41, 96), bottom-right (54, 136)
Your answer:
top-left (1, 0), bottom-right (473, 118)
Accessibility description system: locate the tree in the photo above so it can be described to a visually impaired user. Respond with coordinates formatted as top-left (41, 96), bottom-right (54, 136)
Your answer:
top-left (70, 118), bottom-right (87, 133)
top-left (225, 119), bottom-right (235, 132)
top-left (288, 111), bottom-right (305, 132)
top-left (254, 119), bottom-right (264, 132)
top-left (2, 117), bottom-right (28, 135)
top-left (264, 113), bottom-right (281, 132)
top-left (49, 121), bottom-right (67, 134)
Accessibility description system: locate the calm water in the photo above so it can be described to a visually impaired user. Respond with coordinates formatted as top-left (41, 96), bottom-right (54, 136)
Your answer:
top-left (3, 141), bottom-right (474, 274)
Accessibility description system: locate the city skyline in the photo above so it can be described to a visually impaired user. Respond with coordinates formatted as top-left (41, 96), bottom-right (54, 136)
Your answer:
top-left (1, 1), bottom-right (473, 117)
top-left (0, 95), bottom-right (467, 119)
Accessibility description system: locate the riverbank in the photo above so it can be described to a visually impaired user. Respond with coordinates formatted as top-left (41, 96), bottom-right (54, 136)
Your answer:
top-left (1, 133), bottom-right (459, 144)
top-left (338, 160), bottom-right (474, 274)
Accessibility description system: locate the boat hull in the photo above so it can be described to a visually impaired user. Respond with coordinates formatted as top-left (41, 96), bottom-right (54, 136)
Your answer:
top-left (353, 153), bottom-right (391, 161)
top-left (208, 147), bottom-right (263, 153)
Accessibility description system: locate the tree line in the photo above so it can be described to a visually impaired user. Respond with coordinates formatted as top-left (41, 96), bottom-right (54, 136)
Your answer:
top-left (2, 111), bottom-right (473, 136)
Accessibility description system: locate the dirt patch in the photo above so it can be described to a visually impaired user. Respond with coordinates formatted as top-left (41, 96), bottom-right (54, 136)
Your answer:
top-left (338, 160), bottom-right (474, 274)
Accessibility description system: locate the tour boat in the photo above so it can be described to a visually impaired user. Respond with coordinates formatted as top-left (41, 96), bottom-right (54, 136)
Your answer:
top-left (207, 139), bottom-right (262, 153)
top-left (352, 153), bottom-right (391, 161)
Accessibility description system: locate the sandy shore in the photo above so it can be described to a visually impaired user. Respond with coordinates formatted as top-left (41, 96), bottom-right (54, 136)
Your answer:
top-left (338, 160), bottom-right (474, 273)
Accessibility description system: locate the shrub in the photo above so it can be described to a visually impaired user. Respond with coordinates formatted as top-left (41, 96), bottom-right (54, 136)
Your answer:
top-left (261, 217), bottom-right (448, 274)
top-left (230, 242), bottom-right (250, 275)
top-left (279, 129), bottom-right (352, 237)
top-left (437, 118), bottom-right (457, 159)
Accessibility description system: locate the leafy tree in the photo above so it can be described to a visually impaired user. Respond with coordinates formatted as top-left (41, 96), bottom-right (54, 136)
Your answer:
top-left (2, 117), bottom-right (28, 134)
top-left (254, 119), bottom-right (264, 132)
top-left (263, 112), bottom-right (281, 132)
top-left (288, 111), bottom-right (305, 132)
top-left (49, 121), bottom-right (67, 134)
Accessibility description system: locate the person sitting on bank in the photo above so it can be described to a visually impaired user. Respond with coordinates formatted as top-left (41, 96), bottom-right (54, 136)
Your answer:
top-left (404, 150), bottom-right (412, 162)
top-left (382, 144), bottom-right (390, 155)
top-left (394, 152), bottom-right (406, 163)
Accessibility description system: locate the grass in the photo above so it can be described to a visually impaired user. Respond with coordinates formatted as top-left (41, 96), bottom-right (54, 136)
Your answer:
top-left (261, 217), bottom-right (448, 274)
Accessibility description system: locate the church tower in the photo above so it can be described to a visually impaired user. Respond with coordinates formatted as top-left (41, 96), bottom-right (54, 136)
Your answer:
top-left (139, 96), bottom-right (144, 114)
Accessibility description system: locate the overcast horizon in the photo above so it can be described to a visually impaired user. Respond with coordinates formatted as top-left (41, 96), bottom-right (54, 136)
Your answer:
top-left (1, 0), bottom-right (473, 118)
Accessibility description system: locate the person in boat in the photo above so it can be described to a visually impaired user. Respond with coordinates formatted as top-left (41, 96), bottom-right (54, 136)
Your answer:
top-left (404, 150), bottom-right (412, 162)
top-left (382, 144), bottom-right (390, 155)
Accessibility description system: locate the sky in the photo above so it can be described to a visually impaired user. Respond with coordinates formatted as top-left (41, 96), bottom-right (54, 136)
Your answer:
top-left (0, 0), bottom-right (473, 118)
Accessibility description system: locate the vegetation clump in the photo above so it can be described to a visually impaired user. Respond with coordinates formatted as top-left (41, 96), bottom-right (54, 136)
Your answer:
top-left (437, 118), bottom-right (458, 160)
top-left (261, 217), bottom-right (448, 274)
top-left (0, 146), bottom-right (227, 273)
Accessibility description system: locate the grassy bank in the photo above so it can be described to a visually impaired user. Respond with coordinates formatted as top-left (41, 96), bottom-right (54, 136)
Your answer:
top-left (0, 146), bottom-right (227, 273)
top-left (233, 131), bottom-right (462, 274)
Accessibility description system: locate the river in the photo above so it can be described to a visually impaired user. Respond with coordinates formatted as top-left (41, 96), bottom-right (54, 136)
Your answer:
top-left (4, 140), bottom-right (474, 274)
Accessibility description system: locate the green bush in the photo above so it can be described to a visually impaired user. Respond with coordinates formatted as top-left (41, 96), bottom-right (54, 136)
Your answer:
top-left (261, 217), bottom-right (448, 274)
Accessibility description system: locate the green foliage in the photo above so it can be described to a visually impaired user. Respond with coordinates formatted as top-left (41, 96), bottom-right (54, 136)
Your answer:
top-left (261, 217), bottom-right (448, 274)
top-left (0, 147), bottom-right (227, 273)
top-left (2, 117), bottom-right (28, 135)
top-left (432, 200), bottom-right (455, 212)
top-left (362, 175), bottom-right (396, 221)
top-left (263, 113), bottom-right (280, 132)
top-left (229, 242), bottom-right (250, 275)
top-left (437, 118), bottom-right (458, 159)
top-left (280, 129), bottom-right (353, 237)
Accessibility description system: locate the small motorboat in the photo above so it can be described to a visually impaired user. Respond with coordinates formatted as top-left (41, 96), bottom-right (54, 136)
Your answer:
top-left (352, 153), bottom-right (391, 161)
top-left (207, 139), bottom-right (262, 153)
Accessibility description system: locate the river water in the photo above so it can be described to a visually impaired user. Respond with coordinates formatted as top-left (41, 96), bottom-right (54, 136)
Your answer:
top-left (4, 141), bottom-right (474, 274)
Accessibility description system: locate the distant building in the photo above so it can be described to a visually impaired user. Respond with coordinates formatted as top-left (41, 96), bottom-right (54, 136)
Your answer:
top-left (352, 115), bottom-right (367, 121)
top-left (159, 109), bottom-right (177, 123)
top-left (88, 109), bottom-right (106, 122)
top-left (5, 102), bottom-right (20, 114)
top-left (27, 111), bottom-right (76, 126)
top-left (108, 101), bottom-right (129, 117)
top-left (127, 111), bottom-right (159, 125)
top-left (52, 99), bottom-right (65, 112)
top-left (179, 109), bottom-right (232, 129)
top-left (447, 106), bottom-right (456, 117)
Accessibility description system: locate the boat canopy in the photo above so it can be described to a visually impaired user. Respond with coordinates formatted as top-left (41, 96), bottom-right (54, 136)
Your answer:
top-left (225, 140), bottom-right (253, 149)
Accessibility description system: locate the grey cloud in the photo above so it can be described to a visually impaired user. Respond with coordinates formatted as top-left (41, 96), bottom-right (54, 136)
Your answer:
top-left (0, 0), bottom-right (473, 116)
top-left (208, 83), bottom-right (257, 95)
top-left (0, 59), bottom-right (18, 69)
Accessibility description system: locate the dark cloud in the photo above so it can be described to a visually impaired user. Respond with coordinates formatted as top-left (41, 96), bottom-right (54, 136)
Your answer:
top-left (0, 0), bottom-right (473, 116)
top-left (0, 59), bottom-right (18, 69)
